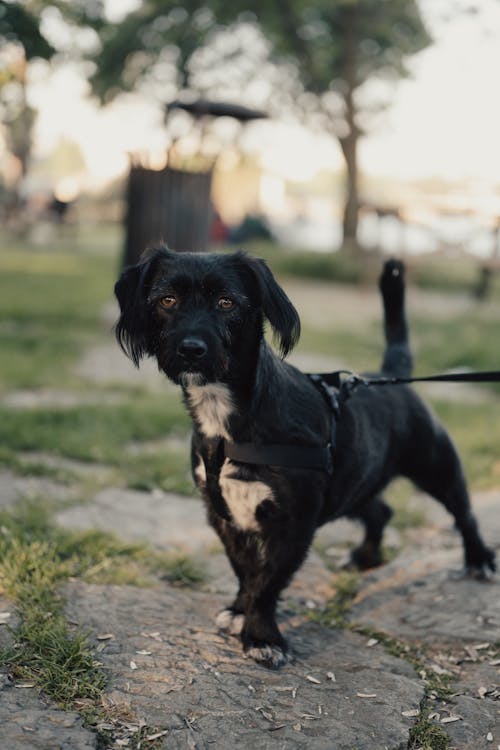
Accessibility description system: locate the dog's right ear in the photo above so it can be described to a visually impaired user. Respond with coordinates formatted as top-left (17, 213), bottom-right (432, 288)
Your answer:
top-left (114, 254), bottom-right (157, 367)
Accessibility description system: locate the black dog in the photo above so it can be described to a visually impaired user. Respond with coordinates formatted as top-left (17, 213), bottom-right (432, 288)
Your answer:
top-left (115, 248), bottom-right (496, 668)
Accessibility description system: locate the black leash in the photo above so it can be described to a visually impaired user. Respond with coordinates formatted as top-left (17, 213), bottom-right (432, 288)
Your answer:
top-left (313, 368), bottom-right (500, 402)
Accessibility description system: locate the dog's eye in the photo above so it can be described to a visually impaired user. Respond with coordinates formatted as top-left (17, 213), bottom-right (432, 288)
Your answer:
top-left (159, 296), bottom-right (177, 309)
top-left (217, 297), bottom-right (234, 311)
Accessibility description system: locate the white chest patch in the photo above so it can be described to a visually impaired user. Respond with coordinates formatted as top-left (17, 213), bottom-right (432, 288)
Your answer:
top-left (219, 459), bottom-right (274, 532)
top-left (186, 383), bottom-right (234, 440)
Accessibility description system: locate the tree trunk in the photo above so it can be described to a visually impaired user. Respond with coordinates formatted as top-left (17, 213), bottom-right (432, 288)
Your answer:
top-left (339, 5), bottom-right (360, 248)
top-left (340, 129), bottom-right (358, 244)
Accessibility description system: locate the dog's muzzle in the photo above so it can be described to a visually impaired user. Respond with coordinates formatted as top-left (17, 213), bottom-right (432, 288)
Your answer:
top-left (177, 336), bottom-right (208, 362)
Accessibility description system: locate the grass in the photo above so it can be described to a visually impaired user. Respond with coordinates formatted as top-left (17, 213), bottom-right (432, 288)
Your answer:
top-left (0, 499), bottom-right (205, 742)
top-left (0, 242), bottom-right (116, 395)
top-left (408, 710), bottom-right (451, 750)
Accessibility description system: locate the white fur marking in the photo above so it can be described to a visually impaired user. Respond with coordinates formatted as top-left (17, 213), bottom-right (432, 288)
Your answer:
top-left (245, 645), bottom-right (288, 667)
top-left (186, 383), bottom-right (234, 439)
top-left (215, 609), bottom-right (245, 635)
top-left (219, 459), bottom-right (273, 532)
top-left (194, 455), bottom-right (207, 486)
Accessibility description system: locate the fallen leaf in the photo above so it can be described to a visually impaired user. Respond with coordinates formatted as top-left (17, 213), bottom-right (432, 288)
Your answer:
top-left (0, 612), bottom-right (11, 624)
top-left (130, 661), bottom-right (137, 670)
top-left (15, 682), bottom-right (36, 689)
top-left (464, 646), bottom-right (478, 662)
top-left (326, 671), bottom-right (336, 682)
top-left (136, 650), bottom-right (152, 656)
top-left (306, 675), bottom-right (321, 684)
top-left (366, 638), bottom-right (378, 648)
top-left (441, 715), bottom-right (462, 724)
top-left (478, 686), bottom-right (488, 699)
top-left (357, 693), bottom-right (377, 698)
top-left (96, 633), bottom-right (115, 641)
top-left (146, 731), bottom-right (168, 741)
top-left (474, 643), bottom-right (490, 650)
top-left (486, 731), bottom-right (493, 742)
top-left (402, 709), bottom-right (420, 718)
top-left (293, 723), bottom-right (302, 732)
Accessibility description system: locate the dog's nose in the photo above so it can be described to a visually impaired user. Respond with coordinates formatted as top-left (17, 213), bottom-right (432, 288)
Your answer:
top-left (177, 337), bottom-right (208, 360)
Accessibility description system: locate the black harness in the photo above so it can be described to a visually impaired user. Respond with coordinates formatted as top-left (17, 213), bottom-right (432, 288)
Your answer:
top-left (212, 368), bottom-right (500, 477)
top-left (201, 367), bottom-right (500, 522)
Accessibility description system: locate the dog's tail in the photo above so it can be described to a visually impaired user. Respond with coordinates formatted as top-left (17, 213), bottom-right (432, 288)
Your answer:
top-left (379, 259), bottom-right (413, 378)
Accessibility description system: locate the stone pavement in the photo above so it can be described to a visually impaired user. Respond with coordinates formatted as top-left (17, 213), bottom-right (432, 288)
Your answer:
top-left (1, 465), bottom-right (499, 749)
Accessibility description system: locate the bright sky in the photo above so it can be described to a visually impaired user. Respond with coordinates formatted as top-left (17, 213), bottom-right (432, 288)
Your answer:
top-left (27, 0), bottom-right (500, 189)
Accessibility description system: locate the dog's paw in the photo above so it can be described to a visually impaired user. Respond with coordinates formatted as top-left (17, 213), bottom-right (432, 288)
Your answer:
top-left (465, 546), bottom-right (496, 580)
top-left (343, 544), bottom-right (384, 571)
top-left (215, 608), bottom-right (245, 635)
top-left (244, 644), bottom-right (289, 669)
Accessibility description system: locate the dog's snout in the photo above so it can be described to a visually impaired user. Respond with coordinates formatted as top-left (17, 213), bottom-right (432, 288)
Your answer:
top-left (177, 337), bottom-right (208, 360)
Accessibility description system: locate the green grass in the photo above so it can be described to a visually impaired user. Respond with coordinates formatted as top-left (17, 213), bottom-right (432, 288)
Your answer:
top-left (408, 711), bottom-right (451, 750)
top-left (0, 500), bottom-right (206, 692)
top-left (0, 239), bottom-right (116, 394)
top-left (429, 399), bottom-right (500, 489)
top-left (0, 499), bottom-right (190, 745)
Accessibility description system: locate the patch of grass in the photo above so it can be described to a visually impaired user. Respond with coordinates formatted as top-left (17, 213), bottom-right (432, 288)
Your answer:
top-left (309, 571), bottom-right (360, 628)
top-left (386, 480), bottom-right (427, 531)
top-left (0, 242), bottom-right (116, 394)
top-left (0, 534), bottom-right (106, 706)
top-left (155, 553), bottom-right (206, 587)
top-left (0, 499), bottom-right (203, 743)
top-left (0, 396), bottom-right (189, 463)
top-left (412, 313), bottom-right (500, 388)
top-left (428, 399), bottom-right (500, 490)
top-left (125, 447), bottom-right (194, 495)
top-left (408, 709), bottom-right (451, 750)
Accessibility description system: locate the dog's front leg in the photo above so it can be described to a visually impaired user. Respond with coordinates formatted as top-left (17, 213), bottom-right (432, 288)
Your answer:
top-left (211, 510), bottom-right (317, 669)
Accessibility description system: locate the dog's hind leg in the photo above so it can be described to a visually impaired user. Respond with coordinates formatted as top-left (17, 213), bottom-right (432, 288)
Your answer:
top-left (409, 428), bottom-right (496, 578)
top-left (347, 495), bottom-right (394, 570)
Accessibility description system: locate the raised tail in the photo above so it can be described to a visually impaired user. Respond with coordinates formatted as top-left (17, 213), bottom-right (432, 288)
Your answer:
top-left (379, 259), bottom-right (413, 378)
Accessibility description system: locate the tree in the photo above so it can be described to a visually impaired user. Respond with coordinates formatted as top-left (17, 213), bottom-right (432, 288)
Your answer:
top-left (0, 1), bottom-right (102, 197)
top-left (90, 0), bottom-right (431, 246)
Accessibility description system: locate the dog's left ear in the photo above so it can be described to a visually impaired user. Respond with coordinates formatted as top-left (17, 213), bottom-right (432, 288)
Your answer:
top-left (237, 253), bottom-right (300, 357)
top-left (114, 252), bottom-right (158, 366)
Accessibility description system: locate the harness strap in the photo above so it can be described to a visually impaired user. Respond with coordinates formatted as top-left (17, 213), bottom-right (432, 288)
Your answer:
top-left (223, 439), bottom-right (332, 473)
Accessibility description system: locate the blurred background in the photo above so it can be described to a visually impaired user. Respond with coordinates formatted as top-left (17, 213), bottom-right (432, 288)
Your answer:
top-left (1, 0), bottom-right (500, 283)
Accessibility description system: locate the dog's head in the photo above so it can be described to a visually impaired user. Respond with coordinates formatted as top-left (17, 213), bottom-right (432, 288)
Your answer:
top-left (114, 247), bottom-right (300, 385)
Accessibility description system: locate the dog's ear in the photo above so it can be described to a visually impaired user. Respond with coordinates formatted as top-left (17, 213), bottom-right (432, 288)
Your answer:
top-left (237, 253), bottom-right (301, 357)
top-left (114, 251), bottom-right (159, 366)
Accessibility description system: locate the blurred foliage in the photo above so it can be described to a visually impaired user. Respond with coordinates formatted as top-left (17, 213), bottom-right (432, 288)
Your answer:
top-left (89, 0), bottom-right (431, 242)
top-left (0, 1), bottom-right (104, 186)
